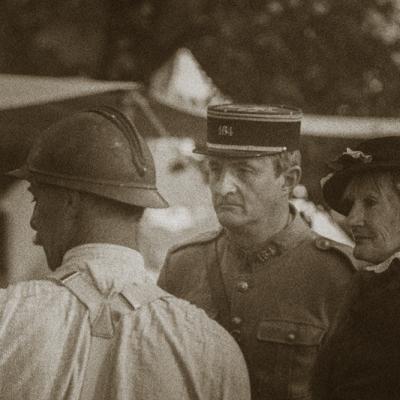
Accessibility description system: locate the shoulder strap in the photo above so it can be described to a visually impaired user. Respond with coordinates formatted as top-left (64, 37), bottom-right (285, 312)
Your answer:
top-left (47, 265), bottom-right (170, 400)
top-left (167, 229), bottom-right (223, 256)
top-left (120, 282), bottom-right (169, 310)
top-left (50, 269), bottom-right (116, 337)
top-left (314, 236), bottom-right (369, 271)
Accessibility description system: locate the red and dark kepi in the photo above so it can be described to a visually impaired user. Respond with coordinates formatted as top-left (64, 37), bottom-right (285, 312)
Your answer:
top-left (194, 104), bottom-right (302, 157)
top-left (322, 136), bottom-right (400, 215)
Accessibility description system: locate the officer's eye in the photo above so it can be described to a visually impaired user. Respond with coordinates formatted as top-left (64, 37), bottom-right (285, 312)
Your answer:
top-left (363, 197), bottom-right (378, 208)
top-left (237, 166), bottom-right (255, 175)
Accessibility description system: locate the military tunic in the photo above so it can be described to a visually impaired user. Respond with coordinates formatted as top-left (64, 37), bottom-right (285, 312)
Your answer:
top-left (158, 210), bottom-right (363, 400)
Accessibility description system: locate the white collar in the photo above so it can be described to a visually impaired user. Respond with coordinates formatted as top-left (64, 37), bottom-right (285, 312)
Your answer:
top-left (365, 251), bottom-right (400, 274)
top-left (61, 243), bottom-right (147, 293)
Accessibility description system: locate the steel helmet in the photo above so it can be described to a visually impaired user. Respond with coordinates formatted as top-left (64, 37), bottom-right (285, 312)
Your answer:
top-left (8, 107), bottom-right (168, 209)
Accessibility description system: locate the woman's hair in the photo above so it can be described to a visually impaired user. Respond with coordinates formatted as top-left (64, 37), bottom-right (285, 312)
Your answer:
top-left (343, 169), bottom-right (400, 206)
top-left (365, 170), bottom-right (400, 198)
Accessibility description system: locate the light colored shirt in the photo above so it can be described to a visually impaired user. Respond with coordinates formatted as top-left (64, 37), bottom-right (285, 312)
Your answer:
top-left (0, 243), bottom-right (250, 400)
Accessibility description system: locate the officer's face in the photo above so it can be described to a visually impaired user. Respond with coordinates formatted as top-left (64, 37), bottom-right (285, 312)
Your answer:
top-left (207, 156), bottom-right (286, 230)
top-left (28, 182), bottom-right (76, 270)
top-left (344, 172), bottom-right (400, 264)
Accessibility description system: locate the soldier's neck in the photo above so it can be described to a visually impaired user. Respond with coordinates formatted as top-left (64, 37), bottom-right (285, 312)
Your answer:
top-left (69, 218), bottom-right (140, 252)
top-left (227, 207), bottom-right (292, 251)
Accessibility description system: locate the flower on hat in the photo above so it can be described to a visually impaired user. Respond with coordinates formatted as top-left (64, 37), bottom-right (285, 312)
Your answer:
top-left (342, 148), bottom-right (373, 163)
top-left (326, 147), bottom-right (374, 174)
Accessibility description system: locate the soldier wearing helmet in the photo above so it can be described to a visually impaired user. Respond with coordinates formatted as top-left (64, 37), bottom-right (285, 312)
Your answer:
top-left (0, 108), bottom-right (250, 399)
top-left (158, 104), bottom-right (364, 400)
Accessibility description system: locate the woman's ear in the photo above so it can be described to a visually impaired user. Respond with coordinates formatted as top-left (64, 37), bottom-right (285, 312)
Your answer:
top-left (282, 166), bottom-right (302, 194)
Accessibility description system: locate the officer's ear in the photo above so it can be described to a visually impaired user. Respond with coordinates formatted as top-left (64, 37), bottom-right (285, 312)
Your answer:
top-left (282, 166), bottom-right (302, 195)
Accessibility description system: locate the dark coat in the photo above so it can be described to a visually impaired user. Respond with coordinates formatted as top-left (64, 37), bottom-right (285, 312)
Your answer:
top-left (311, 258), bottom-right (400, 400)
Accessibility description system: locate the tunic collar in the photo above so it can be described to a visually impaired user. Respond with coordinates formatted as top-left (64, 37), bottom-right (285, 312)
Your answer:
top-left (228, 206), bottom-right (311, 265)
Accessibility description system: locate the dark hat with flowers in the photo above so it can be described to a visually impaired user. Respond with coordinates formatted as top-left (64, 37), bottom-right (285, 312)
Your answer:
top-left (322, 136), bottom-right (400, 215)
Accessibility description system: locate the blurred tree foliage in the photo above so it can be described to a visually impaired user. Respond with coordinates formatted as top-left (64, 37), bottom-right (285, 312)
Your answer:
top-left (1, 0), bottom-right (400, 116)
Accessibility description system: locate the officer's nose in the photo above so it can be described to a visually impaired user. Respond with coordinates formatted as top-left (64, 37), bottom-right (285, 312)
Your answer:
top-left (347, 201), bottom-right (364, 228)
top-left (215, 169), bottom-right (237, 197)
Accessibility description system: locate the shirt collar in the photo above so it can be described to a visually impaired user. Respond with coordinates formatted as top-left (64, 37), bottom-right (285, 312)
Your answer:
top-left (61, 243), bottom-right (147, 293)
top-left (227, 206), bottom-right (311, 265)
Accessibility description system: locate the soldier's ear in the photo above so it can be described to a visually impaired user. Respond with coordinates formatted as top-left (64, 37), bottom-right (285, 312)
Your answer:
top-left (282, 166), bottom-right (302, 194)
top-left (65, 190), bottom-right (82, 219)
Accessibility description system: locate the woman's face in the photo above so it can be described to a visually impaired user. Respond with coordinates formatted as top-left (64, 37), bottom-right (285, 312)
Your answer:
top-left (343, 172), bottom-right (400, 264)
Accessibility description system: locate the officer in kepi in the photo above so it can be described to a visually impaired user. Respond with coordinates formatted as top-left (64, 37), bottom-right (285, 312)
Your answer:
top-left (0, 107), bottom-right (250, 399)
top-left (158, 104), bottom-right (364, 400)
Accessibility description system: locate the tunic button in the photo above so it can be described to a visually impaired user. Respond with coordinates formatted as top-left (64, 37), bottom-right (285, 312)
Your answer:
top-left (236, 281), bottom-right (249, 292)
top-left (232, 316), bottom-right (243, 325)
top-left (287, 332), bottom-right (296, 341)
top-left (268, 244), bottom-right (278, 256)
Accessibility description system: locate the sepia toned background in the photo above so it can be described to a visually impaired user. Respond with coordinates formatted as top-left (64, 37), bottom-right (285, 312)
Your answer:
top-left (1, 0), bottom-right (400, 286)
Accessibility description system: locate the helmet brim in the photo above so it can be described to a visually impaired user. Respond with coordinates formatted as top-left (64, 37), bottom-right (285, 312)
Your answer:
top-left (6, 167), bottom-right (169, 209)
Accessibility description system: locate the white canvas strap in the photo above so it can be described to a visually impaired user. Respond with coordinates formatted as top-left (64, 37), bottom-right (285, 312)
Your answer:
top-left (47, 266), bottom-right (171, 399)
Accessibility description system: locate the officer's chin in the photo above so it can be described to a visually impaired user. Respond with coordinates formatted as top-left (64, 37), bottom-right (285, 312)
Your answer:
top-left (216, 209), bottom-right (246, 229)
top-left (353, 242), bottom-right (381, 264)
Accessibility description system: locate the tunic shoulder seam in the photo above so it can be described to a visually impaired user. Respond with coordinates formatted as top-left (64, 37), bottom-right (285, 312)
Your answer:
top-left (313, 235), bottom-right (367, 271)
top-left (167, 228), bottom-right (223, 255)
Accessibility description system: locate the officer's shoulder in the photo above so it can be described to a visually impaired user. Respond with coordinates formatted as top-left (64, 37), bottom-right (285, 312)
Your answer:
top-left (310, 235), bottom-right (367, 271)
top-left (159, 230), bottom-right (223, 292)
top-left (167, 228), bottom-right (223, 258)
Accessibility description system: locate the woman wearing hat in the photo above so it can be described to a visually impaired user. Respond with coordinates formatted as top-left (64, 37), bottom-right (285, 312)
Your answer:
top-left (312, 136), bottom-right (400, 400)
